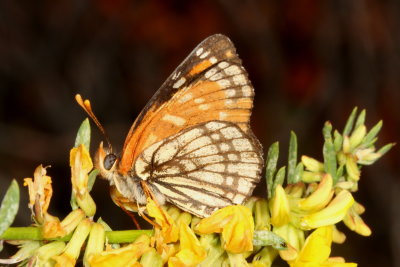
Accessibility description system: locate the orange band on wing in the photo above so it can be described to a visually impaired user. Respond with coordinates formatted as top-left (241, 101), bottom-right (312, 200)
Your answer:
top-left (189, 60), bottom-right (213, 76)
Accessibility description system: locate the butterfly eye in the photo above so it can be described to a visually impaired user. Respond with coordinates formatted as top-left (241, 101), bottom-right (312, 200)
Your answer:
top-left (104, 154), bottom-right (117, 170)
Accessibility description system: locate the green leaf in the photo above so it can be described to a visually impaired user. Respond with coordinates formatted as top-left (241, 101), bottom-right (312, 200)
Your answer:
top-left (87, 169), bottom-right (99, 192)
top-left (74, 118), bottom-right (91, 150)
top-left (333, 130), bottom-right (343, 152)
top-left (362, 137), bottom-right (378, 148)
top-left (272, 167), bottom-right (286, 195)
top-left (287, 131), bottom-right (297, 184)
top-left (265, 142), bottom-right (279, 199)
top-left (343, 107), bottom-right (358, 136)
top-left (322, 122), bottom-right (337, 183)
top-left (253, 230), bottom-right (287, 250)
top-left (354, 109), bottom-right (366, 130)
top-left (323, 138), bottom-right (337, 183)
top-left (70, 192), bottom-right (79, 210)
top-left (377, 143), bottom-right (396, 156)
top-left (336, 164), bottom-right (344, 178)
top-left (362, 120), bottom-right (382, 147)
top-left (292, 162), bottom-right (304, 184)
top-left (322, 122), bottom-right (333, 141)
top-left (0, 180), bottom-right (20, 237)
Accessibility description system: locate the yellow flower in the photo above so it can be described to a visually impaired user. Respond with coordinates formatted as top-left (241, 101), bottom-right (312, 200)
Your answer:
top-left (146, 198), bottom-right (179, 243)
top-left (53, 218), bottom-right (92, 267)
top-left (289, 226), bottom-right (357, 267)
top-left (87, 234), bottom-right (150, 267)
top-left (301, 190), bottom-right (355, 229)
top-left (270, 185), bottom-right (291, 227)
top-left (24, 165), bottom-right (67, 238)
top-left (84, 223), bottom-right (106, 266)
top-left (168, 222), bottom-right (206, 267)
top-left (53, 253), bottom-right (76, 267)
top-left (299, 174), bottom-right (334, 212)
top-left (70, 144), bottom-right (96, 216)
top-left (195, 205), bottom-right (254, 253)
top-left (343, 202), bottom-right (371, 236)
top-left (23, 165), bottom-right (54, 225)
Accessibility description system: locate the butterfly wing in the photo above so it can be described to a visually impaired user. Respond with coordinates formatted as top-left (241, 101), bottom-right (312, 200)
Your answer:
top-left (133, 121), bottom-right (263, 218)
top-left (119, 34), bottom-right (257, 175)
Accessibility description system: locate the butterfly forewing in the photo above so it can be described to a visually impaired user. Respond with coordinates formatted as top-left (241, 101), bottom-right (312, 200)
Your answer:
top-left (119, 34), bottom-right (256, 175)
top-left (133, 121), bottom-right (263, 217)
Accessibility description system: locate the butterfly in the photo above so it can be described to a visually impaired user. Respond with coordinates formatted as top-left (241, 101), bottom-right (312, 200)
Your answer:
top-left (79, 34), bottom-right (263, 218)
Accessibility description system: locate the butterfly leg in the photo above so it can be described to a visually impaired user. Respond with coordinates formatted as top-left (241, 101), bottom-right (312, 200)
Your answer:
top-left (140, 180), bottom-right (171, 228)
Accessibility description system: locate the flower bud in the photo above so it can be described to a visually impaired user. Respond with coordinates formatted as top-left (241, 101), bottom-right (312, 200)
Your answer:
top-left (349, 125), bottom-right (367, 150)
top-left (301, 156), bottom-right (324, 173)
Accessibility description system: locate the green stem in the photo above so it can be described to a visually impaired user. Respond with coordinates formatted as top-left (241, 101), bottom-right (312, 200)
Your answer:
top-left (0, 227), bottom-right (153, 244)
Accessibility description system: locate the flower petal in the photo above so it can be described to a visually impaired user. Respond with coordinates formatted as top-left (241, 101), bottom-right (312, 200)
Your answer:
top-left (301, 190), bottom-right (355, 229)
top-left (270, 185), bottom-right (290, 227)
top-left (299, 174), bottom-right (334, 212)
top-left (88, 235), bottom-right (150, 267)
top-left (146, 198), bottom-right (179, 243)
top-left (196, 205), bottom-right (254, 253)
top-left (23, 165), bottom-right (53, 224)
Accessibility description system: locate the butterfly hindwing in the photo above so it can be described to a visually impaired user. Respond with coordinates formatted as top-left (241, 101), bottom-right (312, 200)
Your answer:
top-left (119, 34), bottom-right (257, 175)
top-left (133, 121), bottom-right (263, 217)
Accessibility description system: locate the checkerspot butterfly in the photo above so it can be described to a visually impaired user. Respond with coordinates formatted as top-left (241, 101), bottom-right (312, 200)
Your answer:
top-left (78, 34), bottom-right (263, 218)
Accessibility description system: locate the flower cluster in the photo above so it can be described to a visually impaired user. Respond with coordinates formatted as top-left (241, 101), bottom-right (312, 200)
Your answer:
top-left (0, 108), bottom-right (393, 266)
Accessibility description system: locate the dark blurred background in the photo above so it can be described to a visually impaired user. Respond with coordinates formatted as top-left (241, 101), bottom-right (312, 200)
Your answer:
top-left (0, 0), bottom-right (399, 265)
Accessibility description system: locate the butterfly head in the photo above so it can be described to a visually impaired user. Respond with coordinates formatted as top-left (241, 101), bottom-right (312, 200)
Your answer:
top-left (95, 141), bottom-right (119, 182)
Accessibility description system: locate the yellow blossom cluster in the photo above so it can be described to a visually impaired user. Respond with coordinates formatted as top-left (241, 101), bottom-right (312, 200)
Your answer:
top-left (0, 107), bottom-right (393, 267)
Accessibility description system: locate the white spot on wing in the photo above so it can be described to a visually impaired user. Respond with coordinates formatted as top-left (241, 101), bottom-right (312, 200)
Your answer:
top-left (220, 127), bottom-right (242, 139)
top-left (217, 79), bottom-right (231, 88)
top-left (173, 77), bottom-right (186, 89)
top-left (200, 51), bottom-right (210, 59)
top-left (209, 73), bottom-right (224, 81)
top-left (225, 99), bottom-right (234, 106)
top-left (204, 163), bottom-right (225, 172)
top-left (238, 178), bottom-right (252, 193)
top-left (218, 61), bottom-right (229, 69)
top-left (199, 104), bottom-right (210, 110)
top-left (155, 139), bottom-right (179, 164)
top-left (134, 158), bottom-right (149, 178)
top-left (219, 112), bottom-right (228, 120)
top-left (225, 89), bottom-right (236, 97)
top-left (205, 68), bottom-right (217, 78)
top-left (226, 176), bottom-right (234, 185)
top-left (233, 194), bottom-right (246, 204)
top-left (211, 133), bottom-right (220, 140)
top-left (205, 121), bottom-right (226, 131)
top-left (219, 143), bottom-right (230, 152)
top-left (233, 74), bottom-right (247, 85)
top-left (186, 171), bottom-right (215, 182)
top-left (191, 145), bottom-right (218, 157)
top-left (228, 153), bottom-right (239, 161)
top-left (194, 98), bottom-right (205, 104)
top-left (162, 114), bottom-right (186, 126)
top-left (232, 138), bottom-right (252, 151)
top-left (242, 85), bottom-right (252, 96)
top-left (225, 65), bottom-right (241, 75)
top-left (196, 47), bottom-right (204, 56)
top-left (178, 93), bottom-right (193, 103)
top-left (176, 128), bottom-right (204, 145)
top-left (209, 56), bottom-right (217, 64)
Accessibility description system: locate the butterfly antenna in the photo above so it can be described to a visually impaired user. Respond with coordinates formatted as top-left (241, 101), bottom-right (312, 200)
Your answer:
top-left (75, 94), bottom-right (113, 151)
